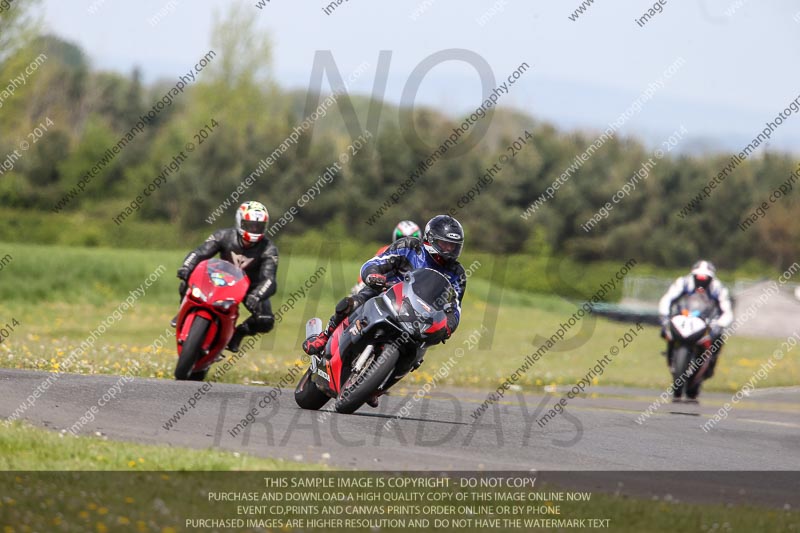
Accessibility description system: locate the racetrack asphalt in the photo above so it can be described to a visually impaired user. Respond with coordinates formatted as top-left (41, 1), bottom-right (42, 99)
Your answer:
top-left (2, 369), bottom-right (798, 507)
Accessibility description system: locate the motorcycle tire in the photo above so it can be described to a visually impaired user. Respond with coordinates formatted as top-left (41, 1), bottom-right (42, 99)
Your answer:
top-left (671, 345), bottom-right (692, 398)
top-left (188, 369), bottom-right (208, 381)
top-left (174, 316), bottom-right (210, 380)
top-left (294, 367), bottom-right (330, 410)
top-left (685, 350), bottom-right (704, 399)
top-left (334, 343), bottom-right (400, 414)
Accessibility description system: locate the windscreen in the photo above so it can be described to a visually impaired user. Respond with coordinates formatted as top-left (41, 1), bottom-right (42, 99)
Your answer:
top-left (406, 269), bottom-right (455, 311)
top-left (206, 258), bottom-right (246, 286)
top-left (675, 291), bottom-right (715, 319)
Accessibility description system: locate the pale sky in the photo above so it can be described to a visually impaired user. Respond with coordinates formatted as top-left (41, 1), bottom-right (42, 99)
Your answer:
top-left (38, 0), bottom-right (800, 153)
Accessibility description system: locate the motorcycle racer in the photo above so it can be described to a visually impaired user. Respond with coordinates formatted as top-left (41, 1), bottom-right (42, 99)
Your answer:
top-left (658, 260), bottom-right (733, 393)
top-left (174, 201), bottom-right (278, 353)
top-left (303, 215), bottom-right (467, 406)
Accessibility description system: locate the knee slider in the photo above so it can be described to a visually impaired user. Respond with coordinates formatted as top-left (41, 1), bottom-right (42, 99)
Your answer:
top-left (335, 296), bottom-right (355, 315)
top-left (257, 315), bottom-right (275, 332)
top-left (246, 314), bottom-right (274, 334)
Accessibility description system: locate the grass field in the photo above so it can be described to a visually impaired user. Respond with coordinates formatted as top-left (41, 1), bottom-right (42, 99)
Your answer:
top-left (0, 239), bottom-right (796, 528)
top-left (1, 424), bottom-right (796, 533)
top-left (0, 242), bottom-right (796, 393)
top-left (0, 421), bottom-right (320, 471)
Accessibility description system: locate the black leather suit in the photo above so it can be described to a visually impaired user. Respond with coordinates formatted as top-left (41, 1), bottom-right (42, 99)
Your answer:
top-left (180, 228), bottom-right (278, 334)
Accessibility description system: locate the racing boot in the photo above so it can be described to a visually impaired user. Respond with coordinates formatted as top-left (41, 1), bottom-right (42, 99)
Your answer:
top-left (172, 283), bottom-right (188, 328)
top-left (227, 323), bottom-right (251, 353)
top-left (173, 282), bottom-right (188, 328)
top-left (366, 391), bottom-right (382, 408)
top-left (366, 390), bottom-right (388, 409)
top-left (302, 298), bottom-right (355, 356)
top-left (303, 322), bottom-right (335, 356)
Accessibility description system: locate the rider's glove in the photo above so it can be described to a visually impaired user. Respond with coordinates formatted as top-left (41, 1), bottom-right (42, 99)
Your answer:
top-left (443, 305), bottom-right (458, 342)
top-left (244, 293), bottom-right (261, 314)
top-left (365, 273), bottom-right (387, 290)
top-left (445, 315), bottom-right (458, 340)
top-left (177, 266), bottom-right (191, 281)
top-left (178, 280), bottom-right (187, 298)
top-left (709, 321), bottom-right (722, 338)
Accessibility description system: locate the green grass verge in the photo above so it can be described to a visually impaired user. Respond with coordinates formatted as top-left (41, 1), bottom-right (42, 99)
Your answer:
top-left (0, 421), bottom-right (322, 471)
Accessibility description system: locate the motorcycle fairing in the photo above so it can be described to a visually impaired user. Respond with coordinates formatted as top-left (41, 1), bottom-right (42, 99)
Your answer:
top-left (314, 295), bottom-right (404, 396)
top-left (176, 258), bottom-right (249, 373)
top-left (669, 314), bottom-right (707, 343)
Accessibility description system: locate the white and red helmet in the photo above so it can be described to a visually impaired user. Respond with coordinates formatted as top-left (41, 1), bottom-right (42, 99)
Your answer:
top-left (691, 260), bottom-right (716, 289)
top-left (235, 201), bottom-right (269, 245)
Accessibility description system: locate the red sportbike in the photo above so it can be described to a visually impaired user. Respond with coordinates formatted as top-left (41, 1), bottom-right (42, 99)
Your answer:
top-left (174, 258), bottom-right (250, 380)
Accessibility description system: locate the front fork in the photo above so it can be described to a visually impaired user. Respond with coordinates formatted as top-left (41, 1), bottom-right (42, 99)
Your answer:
top-left (352, 345), bottom-right (375, 373)
top-left (377, 344), bottom-right (427, 395)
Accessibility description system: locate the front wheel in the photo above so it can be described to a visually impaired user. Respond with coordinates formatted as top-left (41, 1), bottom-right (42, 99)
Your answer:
top-left (685, 348), bottom-right (705, 399)
top-left (671, 345), bottom-right (692, 398)
top-left (188, 369), bottom-right (208, 381)
top-left (334, 344), bottom-right (400, 414)
top-left (294, 367), bottom-right (330, 410)
top-left (175, 316), bottom-right (210, 380)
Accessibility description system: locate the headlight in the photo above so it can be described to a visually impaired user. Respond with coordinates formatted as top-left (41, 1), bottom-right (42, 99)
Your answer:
top-left (213, 299), bottom-right (237, 311)
top-left (399, 299), bottom-right (415, 320)
top-left (191, 286), bottom-right (207, 302)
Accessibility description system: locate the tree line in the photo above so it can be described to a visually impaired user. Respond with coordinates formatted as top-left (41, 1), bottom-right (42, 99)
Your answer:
top-left (0, 2), bottom-right (796, 272)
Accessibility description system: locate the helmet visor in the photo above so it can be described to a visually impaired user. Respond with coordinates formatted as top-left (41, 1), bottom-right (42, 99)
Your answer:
top-left (433, 238), bottom-right (462, 260)
top-left (241, 220), bottom-right (266, 234)
top-left (694, 274), bottom-right (711, 289)
top-left (395, 229), bottom-right (421, 240)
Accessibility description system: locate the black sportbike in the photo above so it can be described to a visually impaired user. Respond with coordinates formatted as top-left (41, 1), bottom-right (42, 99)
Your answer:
top-left (667, 291), bottom-right (717, 401)
top-left (295, 268), bottom-right (455, 414)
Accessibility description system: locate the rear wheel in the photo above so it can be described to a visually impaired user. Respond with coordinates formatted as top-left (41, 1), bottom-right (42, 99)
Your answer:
top-left (294, 367), bottom-right (330, 410)
top-left (174, 316), bottom-right (210, 380)
top-left (334, 344), bottom-right (400, 414)
top-left (685, 377), bottom-right (702, 400)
